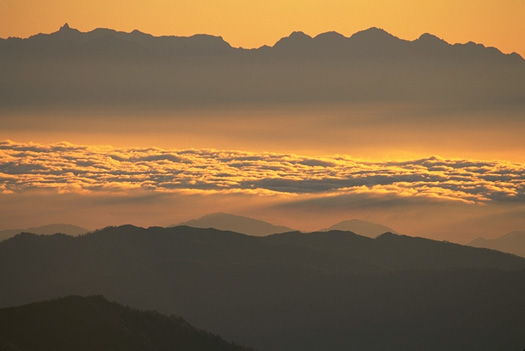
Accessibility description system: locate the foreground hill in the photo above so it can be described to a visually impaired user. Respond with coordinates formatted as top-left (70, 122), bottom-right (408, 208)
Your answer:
top-left (1, 225), bottom-right (524, 350)
top-left (1, 24), bottom-right (523, 110)
top-left (178, 213), bottom-right (294, 236)
top-left (0, 295), bottom-right (254, 351)
top-left (469, 231), bottom-right (525, 257)
top-left (0, 223), bottom-right (88, 242)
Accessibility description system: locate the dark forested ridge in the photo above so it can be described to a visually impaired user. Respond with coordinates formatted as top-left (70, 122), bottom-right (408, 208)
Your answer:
top-left (0, 295), bottom-right (254, 351)
top-left (1, 24), bottom-right (524, 110)
top-left (1, 225), bottom-right (525, 350)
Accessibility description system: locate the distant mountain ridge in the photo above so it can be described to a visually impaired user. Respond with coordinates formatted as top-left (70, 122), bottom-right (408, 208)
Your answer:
top-left (0, 223), bottom-right (88, 242)
top-left (0, 295), bottom-right (254, 351)
top-left (469, 231), bottom-right (525, 258)
top-left (4, 24), bottom-right (522, 59)
top-left (1, 225), bottom-right (525, 350)
top-left (322, 219), bottom-right (396, 238)
top-left (177, 212), bottom-right (294, 236)
top-left (178, 213), bottom-right (395, 237)
top-left (2, 24), bottom-right (523, 110)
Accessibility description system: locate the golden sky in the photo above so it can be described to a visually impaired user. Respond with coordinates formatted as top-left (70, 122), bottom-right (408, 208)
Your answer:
top-left (2, 0), bottom-right (525, 56)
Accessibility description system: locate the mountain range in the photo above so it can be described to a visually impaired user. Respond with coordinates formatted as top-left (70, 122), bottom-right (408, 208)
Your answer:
top-left (178, 213), bottom-right (397, 237)
top-left (469, 231), bottom-right (525, 258)
top-left (0, 215), bottom-right (391, 239)
top-left (1, 225), bottom-right (524, 350)
top-left (0, 295), bottom-right (254, 351)
top-left (1, 24), bottom-right (524, 110)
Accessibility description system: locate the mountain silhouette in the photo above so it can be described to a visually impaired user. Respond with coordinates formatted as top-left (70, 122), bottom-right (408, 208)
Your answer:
top-left (0, 295), bottom-right (254, 351)
top-left (177, 212), bottom-right (294, 236)
top-left (469, 231), bottom-right (525, 257)
top-left (0, 223), bottom-right (88, 242)
top-left (322, 219), bottom-right (396, 238)
top-left (1, 225), bottom-right (524, 350)
top-left (1, 24), bottom-right (523, 110)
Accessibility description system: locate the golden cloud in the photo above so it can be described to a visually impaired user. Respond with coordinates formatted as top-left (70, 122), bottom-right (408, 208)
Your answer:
top-left (1, 141), bottom-right (524, 205)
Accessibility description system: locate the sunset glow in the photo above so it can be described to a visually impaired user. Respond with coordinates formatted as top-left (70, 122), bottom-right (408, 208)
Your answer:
top-left (2, 3), bottom-right (525, 348)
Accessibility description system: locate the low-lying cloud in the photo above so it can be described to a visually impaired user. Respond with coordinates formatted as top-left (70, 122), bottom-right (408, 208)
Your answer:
top-left (1, 140), bottom-right (524, 204)
top-left (1, 140), bottom-right (525, 240)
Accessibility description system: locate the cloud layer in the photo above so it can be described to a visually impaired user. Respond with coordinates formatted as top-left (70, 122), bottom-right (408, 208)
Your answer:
top-left (1, 140), bottom-right (524, 205)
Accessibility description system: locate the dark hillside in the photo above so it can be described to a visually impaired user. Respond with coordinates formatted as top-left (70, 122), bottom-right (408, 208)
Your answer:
top-left (1, 226), bottom-right (524, 350)
top-left (0, 295), bottom-right (254, 351)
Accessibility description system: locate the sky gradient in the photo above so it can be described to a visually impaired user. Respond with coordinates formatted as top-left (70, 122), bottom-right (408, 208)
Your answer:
top-left (2, 0), bottom-right (525, 57)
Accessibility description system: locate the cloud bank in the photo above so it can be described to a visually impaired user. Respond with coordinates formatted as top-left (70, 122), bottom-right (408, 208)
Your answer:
top-left (1, 140), bottom-right (524, 240)
top-left (1, 140), bottom-right (524, 203)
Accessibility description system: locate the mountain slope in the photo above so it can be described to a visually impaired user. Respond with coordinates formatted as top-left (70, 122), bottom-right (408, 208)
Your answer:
top-left (469, 231), bottom-right (525, 257)
top-left (322, 219), bottom-right (396, 237)
top-left (178, 213), bottom-right (294, 236)
top-left (1, 225), bottom-right (524, 350)
top-left (0, 295), bottom-right (254, 351)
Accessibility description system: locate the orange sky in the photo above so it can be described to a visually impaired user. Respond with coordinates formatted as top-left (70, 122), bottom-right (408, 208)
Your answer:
top-left (2, 0), bottom-right (525, 57)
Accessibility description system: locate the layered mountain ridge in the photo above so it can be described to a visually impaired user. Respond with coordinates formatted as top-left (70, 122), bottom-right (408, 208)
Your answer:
top-left (469, 231), bottom-right (525, 257)
top-left (1, 225), bottom-right (524, 350)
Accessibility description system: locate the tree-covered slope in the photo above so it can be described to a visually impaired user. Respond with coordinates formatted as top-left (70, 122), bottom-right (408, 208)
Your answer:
top-left (0, 295), bottom-right (254, 351)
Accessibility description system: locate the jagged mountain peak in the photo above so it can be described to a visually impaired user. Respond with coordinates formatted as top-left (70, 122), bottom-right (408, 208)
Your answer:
top-left (47, 22), bottom-right (81, 38)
